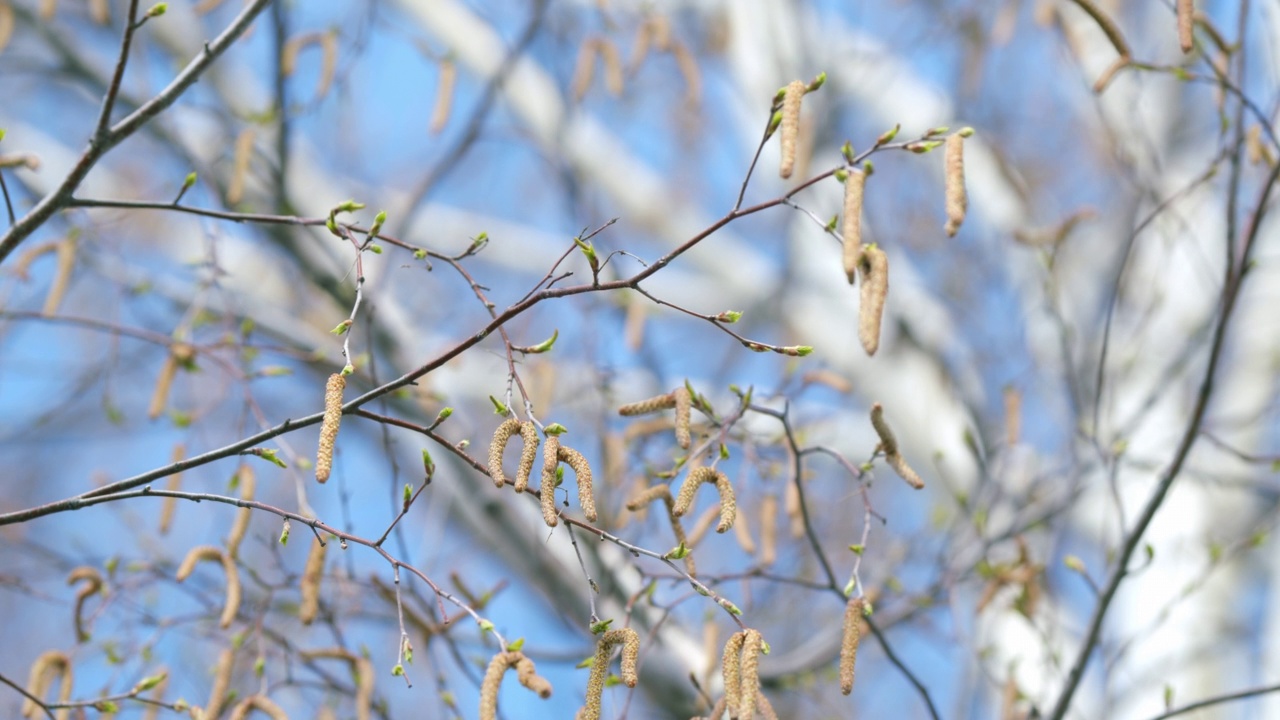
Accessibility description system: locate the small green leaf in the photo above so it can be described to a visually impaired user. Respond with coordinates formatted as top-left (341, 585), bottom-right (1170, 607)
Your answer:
top-left (133, 673), bottom-right (168, 693)
top-left (279, 519), bottom-right (291, 545)
top-left (182, 172), bottom-right (197, 189)
top-left (576, 656), bottom-right (595, 669)
top-left (253, 657), bottom-right (265, 677)
top-left (95, 701), bottom-right (120, 713)
top-left (413, 248), bottom-right (427, 260)
top-left (403, 484), bottom-right (412, 506)
top-left (543, 423), bottom-right (568, 436)
top-left (528, 329), bottom-right (559, 353)
top-left (848, 544), bottom-right (864, 555)
top-left (507, 638), bottom-right (525, 652)
top-left (806, 71), bottom-right (826, 92)
top-left (391, 664), bottom-right (404, 676)
top-left (719, 443), bottom-right (730, 460)
top-left (478, 619), bottom-right (495, 634)
top-left (1064, 555), bottom-right (1086, 573)
top-left (876, 124), bottom-right (900, 146)
top-left (666, 542), bottom-right (690, 560)
top-left (716, 310), bottom-right (742, 323)
top-left (368, 244), bottom-right (383, 254)
top-left (145, 2), bottom-right (167, 17)
top-left (589, 618), bottom-right (613, 635)
top-left (331, 319), bottom-right (353, 335)
top-left (435, 407), bottom-right (453, 423)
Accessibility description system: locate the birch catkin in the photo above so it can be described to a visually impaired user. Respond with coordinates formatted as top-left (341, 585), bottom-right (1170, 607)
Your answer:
top-left (721, 632), bottom-right (745, 717)
top-left (779, 80), bottom-right (806, 178)
top-left (858, 245), bottom-right (889, 356)
top-left (738, 629), bottom-right (764, 719)
top-left (158, 443), bottom-right (185, 535)
top-left (842, 169), bottom-right (866, 284)
top-left (226, 127), bottom-right (255, 205)
top-left (580, 628), bottom-right (640, 720)
top-left (870, 403), bottom-right (925, 490)
top-left (226, 464), bottom-right (255, 559)
top-left (227, 695), bottom-right (288, 720)
top-left (673, 467), bottom-right (736, 533)
top-left (674, 386), bottom-right (692, 450)
top-left (558, 444), bottom-right (597, 521)
top-left (299, 536), bottom-right (327, 625)
top-left (480, 651), bottom-right (551, 720)
top-left (316, 373), bottom-right (346, 483)
top-left (22, 650), bottom-right (72, 720)
top-left (839, 597), bottom-right (863, 694)
top-left (1177, 0), bottom-right (1194, 53)
top-left (541, 434), bottom-right (562, 527)
top-left (66, 566), bottom-right (103, 643)
top-left (944, 134), bottom-right (968, 237)
top-left (430, 59), bottom-right (457, 134)
top-left (759, 494), bottom-right (778, 567)
top-left (175, 546), bottom-right (241, 629)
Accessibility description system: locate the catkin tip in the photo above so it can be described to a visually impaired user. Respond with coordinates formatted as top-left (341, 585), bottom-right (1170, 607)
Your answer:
top-left (559, 445), bottom-right (597, 521)
top-left (1177, 0), bottom-right (1194, 53)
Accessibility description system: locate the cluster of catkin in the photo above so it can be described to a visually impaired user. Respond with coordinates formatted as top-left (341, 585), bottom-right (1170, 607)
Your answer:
top-left (617, 386), bottom-right (692, 449)
top-left (705, 629), bottom-right (775, 720)
top-left (870, 403), bottom-right (925, 490)
top-left (175, 545), bottom-right (242, 629)
top-left (478, 650), bottom-right (553, 720)
top-left (488, 418), bottom-right (596, 527)
top-left (578, 628), bottom-right (640, 720)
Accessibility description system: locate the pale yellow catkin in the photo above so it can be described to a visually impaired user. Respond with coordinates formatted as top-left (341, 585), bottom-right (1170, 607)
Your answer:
top-left (175, 545), bottom-right (241, 629)
top-left (430, 59), bottom-right (456, 134)
top-left (479, 651), bottom-right (551, 720)
top-left (317, 30), bottom-right (338, 100)
top-left (839, 597), bottom-right (863, 694)
top-left (488, 418), bottom-right (521, 488)
top-left (226, 127), bottom-right (255, 205)
top-left (869, 403), bottom-right (898, 455)
top-left (720, 632), bottom-right (745, 717)
top-left (316, 373), bottom-right (345, 483)
top-left (598, 39), bottom-right (624, 96)
top-left (38, 0), bottom-right (54, 20)
top-left (66, 566), bottom-right (103, 643)
top-left (42, 232), bottom-right (75, 316)
top-left (1004, 387), bottom-right (1022, 447)
top-left (785, 477), bottom-right (805, 539)
top-left (158, 443), bottom-right (185, 535)
top-left (558, 444), bottom-right (597, 522)
top-left (22, 650), bottom-right (71, 720)
top-left (580, 629), bottom-right (640, 720)
top-left (738, 629), bottom-right (763, 719)
top-left (87, 0), bottom-right (108, 23)
top-left (227, 694), bottom-right (288, 720)
top-left (673, 467), bottom-right (736, 533)
top-left (541, 435), bottom-right (562, 527)
top-left (300, 649), bottom-right (372, 720)
top-left (1177, 0), bottom-right (1194, 53)
top-left (887, 451), bottom-right (925, 490)
top-left (204, 648), bottom-right (234, 720)
top-left (779, 80), bottom-right (805, 179)
top-left (626, 484), bottom-right (695, 574)
top-left (0, 2), bottom-right (14, 54)
top-left (299, 536), bottom-right (327, 625)
top-left (944, 134), bottom-right (968, 237)
top-left (516, 421), bottom-right (539, 493)
top-left (148, 342), bottom-right (193, 421)
top-left (759, 494), bottom-right (778, 567)
top-left (858, 245), bottom-right (888, 356)
top-left (570, 39), bottom-right (597, 101)
top-left (732, 498), bottom-right (756, 555)
top-left (673, 386), bottom-right (692, 450)
top-left (842, 169), bottom-right (866, 284)
top-left (226, 464), bottom-right (256, 559)
top-left (670, 40), bottom-right (701, 105)
top-left (618, 392), bottom-right (678, 416)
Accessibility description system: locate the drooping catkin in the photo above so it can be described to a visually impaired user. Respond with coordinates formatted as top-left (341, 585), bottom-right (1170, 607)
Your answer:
top-left (430, 58), bottom-right (456, 134)
top-left (869, 403), bottom-right (898, 455)
top-left (779, 80), bottom-right (806, 179)
top-left (204, 648), bottom-right (234, 720)
top-left (0, 2), bottom-right (14, 54)
top-left (87, 0), bottom-right (108, 23)
top-left (479, 651), bottom-right (552, 720)
top-left (886, 452), bottom-right (925, 490)
top-left (627, 484), bottom-right (695, 574)
top-left (541, 435), bottom-right (562, 527)
top-left (943, 134), bottom-right (968, 237)
top-left (673, 467), bottom-right (736, 533)
top-left (839, 597), bottom-right (864, 695)
top-left (570, 39), bottom-right (597, 101)
top-left (226, 127), bottom-right (255, 205)
top-left (300, 649), bottom-right (373, 720)
top-left (488, 418), bottom-right (521, 488)
top-left (841, 169), bottom-right (866, 284)
top-left (858, 245), bottom-right (888, 356)
top-left (226, 464), bottom-right (255, 559)
top-left (685, 503), bottom-right (721, 549)
top-left (720, 631), bottom-right (745, 717)
top-left (42, 233), bottom-right (76, 316)
top-left (598, 39), bottom-right (624, 96)
top-left (732, 499), bottom-right (756, 555)
top-left (670, 40), bottom-right (701, 105)
top-left (66, 566), bottom-right (103, 643)
top-left (1177, 0), bottom-right (1194, 53)
top-left (756, 689), bottom-right (779, 720)
top-left (674, 386), bottom-right (692, 450)
top-left (738, 629), bottom-right (764, 719)
top-left (227, 694), bottom-right (288, 720)
top-left (580, 629), bottom-right (641, 720)
top-left (317, 29), bottom-right (338, 100)
top-left (175, 545), bottom-right (241, 629)
top-left (785, 476), bottom-right (804, 539)
top-left (316, 373), bottom-right (346, 483)
top-left (759, 494), bottom-right (778, 567)
top-left (617, 392), bottom-right (677, 416)
top-left (516, 422), bottom-right (539, 493)
top-left (22, 650), bottom-right (72, 720)
top-left (158, 443), bottom-right (185, 535)
top-left (299, 536), bottom-right (327, 625)
top-left (558, 444), bottom-right (597, 522)
top-left (1004, 386), bottom-right (1022, 446)
top-left (148, 343), bottom-right (193, 421)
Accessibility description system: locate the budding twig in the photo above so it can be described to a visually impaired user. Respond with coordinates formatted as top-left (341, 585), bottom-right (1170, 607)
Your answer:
top-left (175, 545), bottom-right (241, 629)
